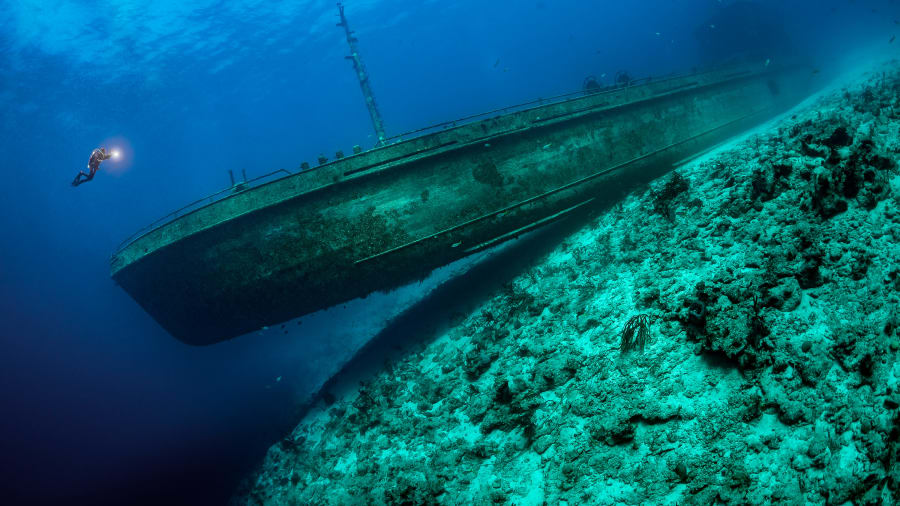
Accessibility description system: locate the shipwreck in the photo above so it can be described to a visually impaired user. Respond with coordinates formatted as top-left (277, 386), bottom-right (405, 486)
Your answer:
top-left (110, 5), bottom-right (814, 344)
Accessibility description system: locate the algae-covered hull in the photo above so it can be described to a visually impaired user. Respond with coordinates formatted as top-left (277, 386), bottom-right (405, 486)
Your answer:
top-left (111, 62), bottom-right (814, 345)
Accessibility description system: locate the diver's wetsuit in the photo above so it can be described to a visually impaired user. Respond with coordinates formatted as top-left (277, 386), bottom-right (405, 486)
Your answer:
top-left (72, 148), bottom-right (111, 187)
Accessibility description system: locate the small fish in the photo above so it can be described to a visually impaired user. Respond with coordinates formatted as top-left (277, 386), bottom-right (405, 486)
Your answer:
top-left (710, 24), bottom-right (716, 29)
top-left (811, 69), bottom-right (820, 75)
top-left (542, 143), bottom-right (552, 150)
top-left (764, 58), bottom-right (770, 67)
top-left (600, 73), bottom-right (607, 78)
top-left (891, 35), bottom-right (896, 44)
top-left (276, 376), bottom-right (282, 382)
top-left (503, 67), bottom-right (509, 72)
top-left (655, 32), bottom-right (661, 37)
top-left (493, 58), bottom-right (500, 68)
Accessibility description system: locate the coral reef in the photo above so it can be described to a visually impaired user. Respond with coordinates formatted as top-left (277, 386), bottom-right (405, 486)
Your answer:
top-left (236, 62), bottom-right (900, 505)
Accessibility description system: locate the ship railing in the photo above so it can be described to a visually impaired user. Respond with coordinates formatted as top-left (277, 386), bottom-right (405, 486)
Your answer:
top-left (380, 75), bottom-right (661, 143)
top-left (113, 169), bottom-right (294, 253)
top-left (112, 60), bottom-right (768, 257)
top-left (379, 59), bottom-right (764, 143)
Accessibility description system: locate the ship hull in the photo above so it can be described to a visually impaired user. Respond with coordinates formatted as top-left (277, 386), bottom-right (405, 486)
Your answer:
top-left (111, 63), bottom-right (813, 345)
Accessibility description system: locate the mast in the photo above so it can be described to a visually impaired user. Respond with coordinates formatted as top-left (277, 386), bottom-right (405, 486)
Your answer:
top-left (337, 2), bottom-right (387, 147)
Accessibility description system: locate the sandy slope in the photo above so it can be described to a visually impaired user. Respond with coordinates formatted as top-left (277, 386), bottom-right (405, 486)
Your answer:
top-left (236, 60), bottom-right (900, 505)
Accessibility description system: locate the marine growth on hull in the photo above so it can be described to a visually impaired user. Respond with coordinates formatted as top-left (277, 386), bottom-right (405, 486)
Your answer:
top-left (237, 61), bottom-right (900, 506)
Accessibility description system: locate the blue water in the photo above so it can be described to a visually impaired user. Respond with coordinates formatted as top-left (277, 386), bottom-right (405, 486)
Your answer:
top-left (0, 0), bottom-right (892, 503)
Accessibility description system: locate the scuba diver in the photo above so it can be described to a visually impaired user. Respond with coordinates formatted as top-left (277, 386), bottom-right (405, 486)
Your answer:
top-left (582, 75), bottom-right (602, 94)
top-left (615, 71), bottom-right (633, 87)
top-left (72, 147), bottom-right (113, 187)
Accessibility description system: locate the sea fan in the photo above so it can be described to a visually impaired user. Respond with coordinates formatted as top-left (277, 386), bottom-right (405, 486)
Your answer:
top-left (620, 314), bottom-right (652, 353)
